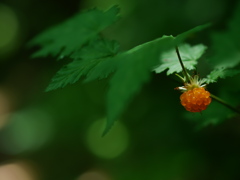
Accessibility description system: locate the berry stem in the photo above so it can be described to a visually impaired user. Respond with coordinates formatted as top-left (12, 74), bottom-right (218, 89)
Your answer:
top-left (175, 46), bottom-right (191, 83)
top-left (175, 73), bottom-right (185, 83)
top-left (210, 94), bottom-right (240, 114)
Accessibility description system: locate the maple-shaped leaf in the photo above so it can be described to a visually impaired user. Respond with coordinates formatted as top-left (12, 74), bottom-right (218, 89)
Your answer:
top-left (153, 43), bottom-right (207, 75)
top-left (29, 6), bottom-right (119, 58)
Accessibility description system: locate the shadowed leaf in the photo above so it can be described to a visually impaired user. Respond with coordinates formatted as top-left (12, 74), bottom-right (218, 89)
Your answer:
top-left (29, 6), bottom-right (119, 58)
top-left (46, 38), bottom-right (120, 91)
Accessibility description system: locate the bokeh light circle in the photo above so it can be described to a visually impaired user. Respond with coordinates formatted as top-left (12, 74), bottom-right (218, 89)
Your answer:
top-left (86, 118), bottom-right (129, 159)
top-left (0, 108), bottom-right (54, 154)
top-left (0, 161), bottom-right (37, 180)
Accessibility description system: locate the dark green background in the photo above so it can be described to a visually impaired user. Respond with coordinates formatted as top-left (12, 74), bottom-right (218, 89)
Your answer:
top-left (0, 0), bottom-right (240, 179)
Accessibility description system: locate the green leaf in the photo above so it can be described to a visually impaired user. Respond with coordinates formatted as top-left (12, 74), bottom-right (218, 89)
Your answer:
top-left (29, 6), bottom-right (119, 58)
top-left (46, 59), bottom-right (98, 91)
top-left (71, 37), bottom-right (119, 60)
top-left (46, 38), bottom-right (120, 91)
top-left (103, 35), bottom-right (175, 135)
top-left (73, 37), bottom-right (120, 83)
top-left (102, 23), bottom-right (210, 135)
top-left (202, 68), bottom-right (240, 84)
top-left (153, 43), bottom-right (207, 75)
top-left (84, 57), bottom-right (118, 82)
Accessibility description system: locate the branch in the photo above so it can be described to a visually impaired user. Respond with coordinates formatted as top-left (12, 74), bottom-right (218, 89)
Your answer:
top-left (175, 46), bottom-right (190, 82)
top-left (210, 94), bottom-right (240, 115)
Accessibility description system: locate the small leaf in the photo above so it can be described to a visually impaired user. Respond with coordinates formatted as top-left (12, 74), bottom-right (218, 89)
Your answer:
top-left (202, 68), bottom-right (240, 84)
top-left (153, 43), bottom-right (207, 75)
top-left (29, 6), bottom-right (119, 58)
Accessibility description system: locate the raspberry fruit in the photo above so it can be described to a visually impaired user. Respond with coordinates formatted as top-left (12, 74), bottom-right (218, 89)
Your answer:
top-left (180, 87), bottom-right (211, 112)
top-left (175, 75), bottom-right (212, 112)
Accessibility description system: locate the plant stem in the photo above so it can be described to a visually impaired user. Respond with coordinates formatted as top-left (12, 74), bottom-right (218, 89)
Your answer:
top-left (175, 46), bottom-right (190, 83)
top-left (210, 94), bottom-right (240, 115)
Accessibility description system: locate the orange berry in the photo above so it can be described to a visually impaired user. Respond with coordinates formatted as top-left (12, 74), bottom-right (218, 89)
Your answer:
top-left (180, 87), bottom-right (211, 112)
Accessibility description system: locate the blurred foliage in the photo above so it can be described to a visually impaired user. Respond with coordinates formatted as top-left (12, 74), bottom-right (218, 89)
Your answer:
top-left (210, 1), bottom-right (240, 69)
top-left (0, 0), bottom-right (240, 180)
top-left (45, 37), bottom-right (120, 91)
top-left (29, 6), bottom-right (120, 58)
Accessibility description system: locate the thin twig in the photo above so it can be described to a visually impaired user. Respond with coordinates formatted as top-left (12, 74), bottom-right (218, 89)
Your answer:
top-left (210, 94), bottom-right (240, 115)
top-left (175, 46), bottom-right (190, 82)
